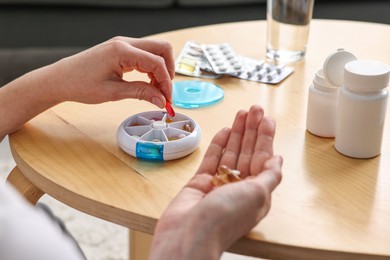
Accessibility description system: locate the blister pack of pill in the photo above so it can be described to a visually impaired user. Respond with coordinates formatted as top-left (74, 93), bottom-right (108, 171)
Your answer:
top-left (175, 41), bottom-right (294, 84)
top-left (229, 56), bottom-right (294, 84)
top-left (201, 43), bottom-right (294, 84)
top-left (175, 41), bottom-right (221, 79)
top-left (201, 43), bottom-right (243, 75)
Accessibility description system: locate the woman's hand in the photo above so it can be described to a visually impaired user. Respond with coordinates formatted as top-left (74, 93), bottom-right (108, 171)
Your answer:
top-left (48, 36), bottom-right (174, 108)
top-left (0, 36), bottom-right (174, 139)
top-left (150, 105), bottom-right (283, 260)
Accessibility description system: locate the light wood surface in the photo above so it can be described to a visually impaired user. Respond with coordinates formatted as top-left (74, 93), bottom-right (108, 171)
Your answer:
top-left (9, 20), bottom-right (390, 259)
top-left (7, 166), bottom-right (44, 204)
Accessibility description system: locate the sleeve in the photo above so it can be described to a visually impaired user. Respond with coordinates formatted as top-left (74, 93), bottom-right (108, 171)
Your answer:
top-left (0, 182), bottom-right (85, 260)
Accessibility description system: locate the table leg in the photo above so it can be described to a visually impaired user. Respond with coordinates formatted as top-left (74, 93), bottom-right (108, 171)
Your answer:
top-left (6, 166), bottom-right (45, 205)
top-left (129, 230), bottom-right (152, 260)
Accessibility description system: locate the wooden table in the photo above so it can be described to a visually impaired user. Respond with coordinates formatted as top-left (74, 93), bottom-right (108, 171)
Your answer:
top-left (7, 20), bottom-right (390, 260)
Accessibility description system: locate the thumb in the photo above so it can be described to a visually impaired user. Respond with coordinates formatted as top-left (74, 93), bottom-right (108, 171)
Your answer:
top-left (115, 81), bottom-right (167, 108)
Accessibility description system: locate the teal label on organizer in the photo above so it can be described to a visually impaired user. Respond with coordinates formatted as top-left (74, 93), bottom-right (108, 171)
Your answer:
top-left (136, 142), bottom-right (164, 161)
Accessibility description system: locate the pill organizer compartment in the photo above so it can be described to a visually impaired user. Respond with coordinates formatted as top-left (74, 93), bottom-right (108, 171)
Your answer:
top-left (117, 111), bottom-right (201, 161)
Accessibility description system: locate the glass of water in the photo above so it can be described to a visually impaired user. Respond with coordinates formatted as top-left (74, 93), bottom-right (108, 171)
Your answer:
top-left (266, 0), bottom-right (315, 63)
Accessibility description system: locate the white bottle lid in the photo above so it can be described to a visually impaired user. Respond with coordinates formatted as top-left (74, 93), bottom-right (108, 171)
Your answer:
top-left (323, 49), bottom-right (358, 86)
top-left (344, 60), bottom-right (390, 93)
top-left (313, 69), bottom-right (339, 92)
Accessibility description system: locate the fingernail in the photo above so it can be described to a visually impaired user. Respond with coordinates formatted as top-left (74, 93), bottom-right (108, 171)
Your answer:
top-left (152, 97), bottom-right (165, 108)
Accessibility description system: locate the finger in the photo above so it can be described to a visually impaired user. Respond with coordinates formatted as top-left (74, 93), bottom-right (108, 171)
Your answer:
top-left (114, 37), bottom-right (175, 79)
top-left (150, 76), bottom-right (159, 89)
top-left (196, 127), bottom-right (231, 176)
top-left (118, 44), bottom-right (173, 102)
top-left (252, 155), bottom-right (283, 193)
top-left (127, 38), bottom-right (175, 79)
top-left (104, 80), bottom-right (166, 108)
top-left (236, 105), bottom-right (264, 177)
top-left (250, 116), bottom-right (276, 175)
top-left (219, 109), bottom-right (248, 170)
top-left (148, 73), bottom-right (172, 104)
top-left (243, 155), bottom-right (283, 221)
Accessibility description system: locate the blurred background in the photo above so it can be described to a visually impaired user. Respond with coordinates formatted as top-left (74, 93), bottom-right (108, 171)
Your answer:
top-left (1, 0), bottom-right (389, 86)
top-left (1, 0), bottom-right (389, 259)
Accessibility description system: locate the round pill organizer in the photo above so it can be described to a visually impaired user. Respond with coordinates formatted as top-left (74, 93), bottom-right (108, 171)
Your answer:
top-left (117, 111), bottom-right (201, 161)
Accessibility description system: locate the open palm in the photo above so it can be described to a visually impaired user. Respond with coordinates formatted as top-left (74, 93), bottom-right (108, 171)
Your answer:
top-left (150, 105), bottom-right (283, 260)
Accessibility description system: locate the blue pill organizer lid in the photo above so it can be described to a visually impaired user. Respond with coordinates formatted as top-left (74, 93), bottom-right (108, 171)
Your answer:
top-left (173, 80), bottom-right (224, 108)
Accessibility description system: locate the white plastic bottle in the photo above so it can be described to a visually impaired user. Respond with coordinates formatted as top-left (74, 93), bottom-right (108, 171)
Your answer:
top-left (306, 69), bottom-right (340, 137)
top-left (335, 60), bottom-right (390, 158)
top-left (306, 49), bottom-right (357, 138)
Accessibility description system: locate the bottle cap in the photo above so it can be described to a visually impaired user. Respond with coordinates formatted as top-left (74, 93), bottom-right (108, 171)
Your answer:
top-left (344, 60), bottom-right (390, 93)
top-left (313, 69), bottom-right (339, 92)
top-left (323, 49), bottom-right (357, 86)
top-left (173, 81), bottom-right (224, 108)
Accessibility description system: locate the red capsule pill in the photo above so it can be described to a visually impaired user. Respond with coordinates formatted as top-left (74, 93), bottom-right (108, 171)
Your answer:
top-left (165, 101), bottom-right (175, 117)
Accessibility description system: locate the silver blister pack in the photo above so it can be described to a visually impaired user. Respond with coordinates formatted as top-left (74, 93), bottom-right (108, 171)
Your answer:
top-left (175, 41), bottom-right (221, 79)
top-left (230, 56), bottom-right (294, 84)
top-left (201, 43), bottom-right (243, 75)
top-left (175, 41), bottom-right (294, 84)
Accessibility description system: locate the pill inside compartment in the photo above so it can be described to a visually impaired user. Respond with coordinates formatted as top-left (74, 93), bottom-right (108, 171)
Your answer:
top-left (124, 112), bottom-right (194, 143)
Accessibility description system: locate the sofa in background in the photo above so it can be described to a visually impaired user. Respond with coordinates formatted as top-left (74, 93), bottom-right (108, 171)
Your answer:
top-left (1, 0), bottom-right (389, 85)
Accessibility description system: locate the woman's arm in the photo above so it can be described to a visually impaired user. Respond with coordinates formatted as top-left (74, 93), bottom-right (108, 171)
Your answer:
top-left (0, 36), bottom-right (174, 141)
